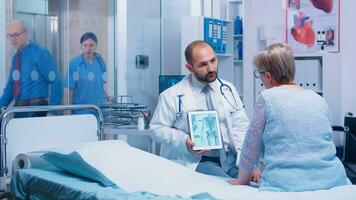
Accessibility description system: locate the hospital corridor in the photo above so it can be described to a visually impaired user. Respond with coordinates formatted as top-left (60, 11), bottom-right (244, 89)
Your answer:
top-left (0, 0), bottom-right (356, 199)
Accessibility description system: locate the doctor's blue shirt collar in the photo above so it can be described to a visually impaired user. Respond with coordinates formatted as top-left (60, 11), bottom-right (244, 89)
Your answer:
top-left (190, 74), bottom-right (218, 94)
top-left (17, 40), bottom-right (32, 53)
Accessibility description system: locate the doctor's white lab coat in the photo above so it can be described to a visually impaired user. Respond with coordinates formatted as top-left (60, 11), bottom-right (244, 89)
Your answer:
top-left (150, 74), bottom-right (249, 170)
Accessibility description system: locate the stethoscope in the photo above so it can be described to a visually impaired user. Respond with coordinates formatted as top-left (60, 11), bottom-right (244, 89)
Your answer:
top-left (216, 77), bottom-right (241, 111)
top-left (175, 77), bottom-right (241, 121)
top-left (176, 94), bottom-right (184, 121)
top-left (79, 53), bottom-right (105, 71)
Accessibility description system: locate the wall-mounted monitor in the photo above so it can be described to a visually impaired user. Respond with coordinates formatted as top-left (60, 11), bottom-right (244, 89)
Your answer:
top-left (159, 75), bottom-right (185, 94)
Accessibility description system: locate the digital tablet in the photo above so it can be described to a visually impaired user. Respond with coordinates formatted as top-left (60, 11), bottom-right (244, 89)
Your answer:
top-left (188, 111), bottom-right (223, 150)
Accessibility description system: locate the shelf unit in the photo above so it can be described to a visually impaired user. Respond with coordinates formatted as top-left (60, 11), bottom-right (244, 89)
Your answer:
top-left (233, 34), bottom-right (243, 63)
top-left (227, 0), bottom-right (244, 98)
top-left (255, 55), bottom-right (323, 98)
top-left (181, 16), bottom-right (234, 84)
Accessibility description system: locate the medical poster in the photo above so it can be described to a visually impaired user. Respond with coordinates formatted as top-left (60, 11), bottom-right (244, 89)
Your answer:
top-left (286, 0), bottom-right (340, 52)
top-left (188, 111), bottom-right (223, 151)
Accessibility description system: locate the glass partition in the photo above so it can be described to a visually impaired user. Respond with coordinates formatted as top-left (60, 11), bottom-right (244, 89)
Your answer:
top-left (63, 0), bottom-right (116, 111)
top-left (124, 0), bottom-right (204, 112)
top-left (4, 0), bottom-right (63, 112)
top-left (125, 0), bottom-right (160, 112)
top-left (161, 0), bottom-right (201, 75)
top-left (3, 0), bottom-right (218, 116)
top-left (4, 0), bottom-right (116, 113)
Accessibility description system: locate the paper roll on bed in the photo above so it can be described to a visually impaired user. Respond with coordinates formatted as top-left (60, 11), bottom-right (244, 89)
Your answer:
top-left (12, 144), bottom-right (85, 173)
top-left (12, 152), bottom-right (51, 172)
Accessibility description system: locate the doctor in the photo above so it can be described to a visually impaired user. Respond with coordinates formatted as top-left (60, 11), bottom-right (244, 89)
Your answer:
top-left (151, 40), bottom-right (259, 179)
top-left (0, 20), bottom-right (62, 117)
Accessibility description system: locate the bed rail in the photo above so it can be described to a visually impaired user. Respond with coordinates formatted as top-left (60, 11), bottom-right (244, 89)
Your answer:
top-left (0, 104), bottom-right (104, 176)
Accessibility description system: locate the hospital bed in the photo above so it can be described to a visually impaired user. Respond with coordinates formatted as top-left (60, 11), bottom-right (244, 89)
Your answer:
top-left (1, 106), bottom-right (356, 199)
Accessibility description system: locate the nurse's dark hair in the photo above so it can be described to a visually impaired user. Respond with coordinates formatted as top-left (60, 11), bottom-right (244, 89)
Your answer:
top-left (185, 40), bottom-right (214, 65)
top-left (80, 32), bottom-right (98, 44)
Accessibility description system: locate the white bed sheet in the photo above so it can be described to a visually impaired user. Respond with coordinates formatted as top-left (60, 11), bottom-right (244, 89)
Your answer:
top-left (74, 140), bottom-right (356, 200)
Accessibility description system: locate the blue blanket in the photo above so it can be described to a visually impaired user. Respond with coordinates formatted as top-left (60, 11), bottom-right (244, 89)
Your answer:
top-left (11, 167), bottom-right (215, 200)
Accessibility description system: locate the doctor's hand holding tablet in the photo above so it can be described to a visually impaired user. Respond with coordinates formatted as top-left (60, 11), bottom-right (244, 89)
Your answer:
top-left (186, 110), bottom-right (223, 154)
top-left (185, 136), bottom-right (211, 155)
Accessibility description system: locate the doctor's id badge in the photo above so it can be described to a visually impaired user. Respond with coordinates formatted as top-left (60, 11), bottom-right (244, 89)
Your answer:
top-left (188, 111), bottom-right (223, 150)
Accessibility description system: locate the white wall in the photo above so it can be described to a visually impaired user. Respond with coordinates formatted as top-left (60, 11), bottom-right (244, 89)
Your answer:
top-left (16, 0), bottom-right (48, 15)
top-left (243, 0), bottom-right (356, 125)
top-left (107, 0), bottom-right (115, 96)
top-left (124, 0), bottom-right (192, 111)
top-left (117, 0), bottom-right (127, 96)
top-left (162, 0), bottom-right (191, 75)
top-left (0, 0), bottom-right (5, 91)
top-left (340, 1), bottom-right (356, 119)
top-left (126, 0), bottom-right (160, 111)
top-left (243, 0), bottom-right (286, 117)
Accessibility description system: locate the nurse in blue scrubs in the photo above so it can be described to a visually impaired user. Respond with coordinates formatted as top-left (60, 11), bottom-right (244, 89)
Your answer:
top-left (65, 32), bottom-right (107, 114)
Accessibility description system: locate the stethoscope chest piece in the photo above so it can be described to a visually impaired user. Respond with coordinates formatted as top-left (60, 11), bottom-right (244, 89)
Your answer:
top-left (176, 94), bottom-right (184, 121)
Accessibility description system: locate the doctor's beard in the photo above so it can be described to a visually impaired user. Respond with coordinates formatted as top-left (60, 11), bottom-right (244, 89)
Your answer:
top-left (194, 71), bottom-right (217, 83)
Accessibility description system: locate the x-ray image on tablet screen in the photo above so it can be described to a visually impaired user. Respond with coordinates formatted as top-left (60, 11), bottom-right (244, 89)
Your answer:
top-left (188, 111), bottom-right (223, 150)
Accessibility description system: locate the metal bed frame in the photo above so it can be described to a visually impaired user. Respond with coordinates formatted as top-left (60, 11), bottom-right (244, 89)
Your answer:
top-left (0, 104), bottom-right (104, 177)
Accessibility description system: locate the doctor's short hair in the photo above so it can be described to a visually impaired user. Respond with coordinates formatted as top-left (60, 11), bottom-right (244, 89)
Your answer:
top-left (185, 40), bottom-right (213, 65)
top-left (80, 32), bottom-right (98, 44)
top-left (253, 43), bottom-right (295, 84)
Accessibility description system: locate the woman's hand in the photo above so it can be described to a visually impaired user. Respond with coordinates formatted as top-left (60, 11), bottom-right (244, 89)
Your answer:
top-left (228, 178), bottom-right (239, 185)
top-left (228, 168), bottom-right (257, 185)
top-left (251, 169), bottom-right (261, 183)
top-left (228, 178), bottom-right (247, 185)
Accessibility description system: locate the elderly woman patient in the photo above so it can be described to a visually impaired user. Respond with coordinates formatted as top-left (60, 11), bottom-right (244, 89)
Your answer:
top-left (229, 43), bottom-right (349, 191)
